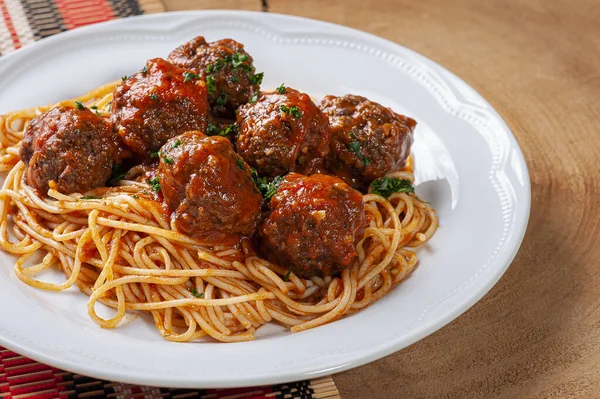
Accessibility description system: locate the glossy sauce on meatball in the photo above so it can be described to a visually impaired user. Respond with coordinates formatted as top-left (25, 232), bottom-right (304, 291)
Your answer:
top-left (236, 88), bottom-right (331, 177)
top-left (168, 36), bottom-right (260, 118)
top-left (258, 173), bottom-right (366, 278)
top-left (158, 131), bottom-right (262, 244)
top-left (19, 106), bottom-right (117, 195)
top-left (111, 58), bottom-right (209, 161)
top-left (320, 94), bottom-right (416, 190)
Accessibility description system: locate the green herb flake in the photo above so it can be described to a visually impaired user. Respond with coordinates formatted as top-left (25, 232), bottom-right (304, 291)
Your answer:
top-left (141, 65), bottom-right (148, 74)
top-left (206, 123), bottom-right (221, 136)
top-left (132, 195), bottom-right (139, 199)
top-left (236, 157), bottom-right (246, 170)
top-left (191, 288), bottom-right (204, 298)
top-left (249, 91), bottom-right (259, 103)
top-left (90, 105), bottom-right (98, 109)
top-left (347, 133), bottom-right (371, 166)
top-left (79, 195), bottom-right (101, 200)
top-left (231, 75), bottom-right (240, 83)
top-left (173, 139), bottom-right (183, 148)
top-left (283, 266), bottom-right (293, 282)
top-left (275, 83), bottom-right (286, 94)
top-left (183, 71), bottom-right (200, 83)
top-left (121, 76), bottom-right (128, 81)
top-left (75, 101), bottom-right (85, 110)
top-left (232, 52), bottom-right (249, 68)
top-left (280, 104), bottom-right (302, 118)
top-left (370, 177), bottom-right (415, 198)
top-left (149, 93), bottom-right (160, 101)
top-left (251, 169), bottom-right (283, 201)
top-left (109, 164), bottom-right (127, 185)
top-left (150, 151), bottom-right (159, 159)
top-left (216, 91), bottom-right (228, 106)
top-left (147, 177), bottom-right (161, 192)
top-left (249, 72), bottom-right (264, 85)
top-left (163, 157), bottom-right (174, 165)
top-left (206, 75), bottom-right (216, 95)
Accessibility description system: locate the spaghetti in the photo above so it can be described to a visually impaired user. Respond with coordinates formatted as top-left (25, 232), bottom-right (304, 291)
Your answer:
top-left (0, 82), bottom-right (438, 342)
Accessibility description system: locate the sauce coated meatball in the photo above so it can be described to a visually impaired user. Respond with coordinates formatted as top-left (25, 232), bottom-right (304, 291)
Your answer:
top-left (320, 94), bottom-right (416, 190)
top-left (236, 88), bottom-right (331, 177)
top-left (19, 106), bottom-right (117, 195)
top-left (168, 36), bottom-right (260, 118)
top-left (111, 58), bottom-right (209, 161)
top-left (258, 173), bottom-right (366, 278)
top-left (158, 131), bottom-right (262, 244)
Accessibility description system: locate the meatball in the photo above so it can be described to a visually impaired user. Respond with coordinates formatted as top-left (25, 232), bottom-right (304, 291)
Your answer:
top-left (111, 58), bottom-right (209, 161)
top-left (320, 94), bottom-right (416, 190)
top-left (258, 173), bottom-right (366, 278)
top-left (236, 88), bottom-right (331, 177)
top-left (168, 36), bottom-right (261, 118)
top-left (158, 131), bottom-right (262, 244)
top-left (19, 105), bottom-right (117, 195)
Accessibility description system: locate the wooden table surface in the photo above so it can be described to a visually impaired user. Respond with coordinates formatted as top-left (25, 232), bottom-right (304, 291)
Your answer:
top-left (164, 1), bottom-right (600, 397)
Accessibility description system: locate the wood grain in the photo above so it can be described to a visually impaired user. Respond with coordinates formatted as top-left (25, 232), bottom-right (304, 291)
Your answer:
top-left (165, 0), bottom-right (600, 397)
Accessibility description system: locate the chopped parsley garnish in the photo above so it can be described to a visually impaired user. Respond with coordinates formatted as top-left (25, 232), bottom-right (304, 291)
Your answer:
top-left (207, 123), bottom-right (237, 137)
top-left (121, 76), bottom-right (128, 81)
top-left (206, 123), bottom-right (225, 136)
top-left (283, 266), bottom-right (293, 282)
top-left (149, 93), bottom-right (160, 101)
top-left (109, 164), bottom-right (127, 184)
top-left (231, 75), bottom-right (239, 83)
top-left (75, 101), bottom-right (85, 110)
top-left (206, 75), bottom-right (216, 95)
top-left (173, 139), bottom-right (183, 148)
top-left (89, 105), bottom-right (100, 116)
top-left (147, 177), bottom-right (161, 192)
top-left (79, 195), bottom-right (101, 200)
top-left (206, 58), bottom-right (226, 74)
top-left (183, 71), bottom-right (200, 83)
top-left (275, 83), bottom-right (286, 94)
top-left (163, 157), bottom-right (174, 165)
top-left (251, 168), bottom-right (283, 200)
top-left (141, 65), bottom-right (148, 74)
top-left (249, 72), bottom-right (264, 85)
top-left (132, 195), bottom-right (139, 199)
top-left (235, 157), bottom-right (246, 170)
top-left (249, 91), bottom-right (259, 103)
top-left (280, 104), bottom-right (302, 118)
top-left (370, 177), bottom-right (415, 198)
top-left (348, 132), bottom-right (371, 166)
top-left (232, 52), bottom-right (249, 68)
top-left (216, 91), bottom-right (228, 106)
top-left (191, 288), bottom-right (204, 298)
top-left (150, 151), bottom-right (159, 158)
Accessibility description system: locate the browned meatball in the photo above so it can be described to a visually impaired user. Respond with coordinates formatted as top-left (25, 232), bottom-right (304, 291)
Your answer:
top-left (236, 88), bottom-right (331, 177)
top-left (19, 105), bottom-right (117, 195)
top-left (168, 36), bottom-right (261, 118)
top-left (158, 131), bottom-right (262, 244)
top-left (111, 58), bottom-right (209, 161)
top-left (320, 95), bottom-right (416, 190)
top-left (258, 173), bottom-right (366, 278)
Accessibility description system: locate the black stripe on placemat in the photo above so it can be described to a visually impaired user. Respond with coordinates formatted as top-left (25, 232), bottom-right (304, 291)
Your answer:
top-left (20, 0), bottom-right (66, 40)
top-left (106, 0), bottom-right (144, 18)
top-left (272, 380), bottom-right (314, 399)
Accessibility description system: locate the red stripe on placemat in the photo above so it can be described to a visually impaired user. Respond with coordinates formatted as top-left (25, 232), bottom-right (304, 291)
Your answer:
top-left (0, 0), bottom-right (22, 50)
top-left (54, 0), bottom-right (115, 30)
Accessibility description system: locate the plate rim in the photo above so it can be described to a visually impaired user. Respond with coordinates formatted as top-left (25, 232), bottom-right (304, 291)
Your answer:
top-left (0, 10), bottom-right (531, 388)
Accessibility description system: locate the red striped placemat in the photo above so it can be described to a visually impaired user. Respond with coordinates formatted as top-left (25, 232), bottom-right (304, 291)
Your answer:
top-left (0, 1), bottom-right (341, 397)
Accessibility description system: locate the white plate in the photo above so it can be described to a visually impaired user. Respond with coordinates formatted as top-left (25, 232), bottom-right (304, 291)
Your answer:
top-left (0, 11), bottom-right (530, 388)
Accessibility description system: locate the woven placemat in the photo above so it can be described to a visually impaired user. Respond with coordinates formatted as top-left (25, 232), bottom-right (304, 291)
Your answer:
top-left (0, 1), bottom-right (340, 397)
